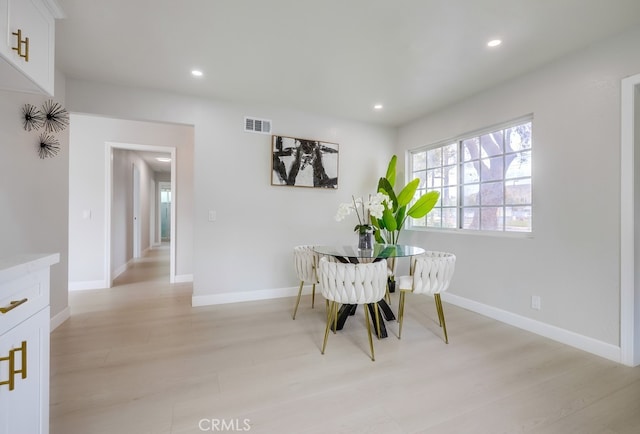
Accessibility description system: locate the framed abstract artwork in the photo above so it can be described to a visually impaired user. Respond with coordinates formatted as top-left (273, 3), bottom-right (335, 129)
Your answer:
top-left (271, 135), bottom-right (339, 188)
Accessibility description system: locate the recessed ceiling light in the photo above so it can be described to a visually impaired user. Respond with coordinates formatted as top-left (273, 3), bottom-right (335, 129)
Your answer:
top-left (191, 70), bottom-right (203, 77)
top-left (374, 104), bottom-right (383, 110)
top-left (487, 39), bottom-right (502, 47)
top-left (156, 157), bottom-right (171, 162)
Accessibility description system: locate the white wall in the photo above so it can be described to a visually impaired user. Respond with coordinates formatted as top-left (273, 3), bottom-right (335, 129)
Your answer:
top-left (398, 25), bottom-right (640, 351)
top-left (0, 72), bottom-right (69, 325)
top-left (110, 149), bottom-right (154, 276)
top-left (68, 114), bottom-right (194, 287)
top-left (65, 82), bottom-right (396, 303)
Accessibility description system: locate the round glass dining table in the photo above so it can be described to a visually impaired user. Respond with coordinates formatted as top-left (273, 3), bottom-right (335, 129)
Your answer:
top-left (312, 244), bottom-right (426, 338)
top-left (313, 244), bottom-right (425, 263)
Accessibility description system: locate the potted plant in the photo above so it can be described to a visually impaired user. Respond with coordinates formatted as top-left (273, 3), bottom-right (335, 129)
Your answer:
top-left (372, 155), bottom-right (439, 289)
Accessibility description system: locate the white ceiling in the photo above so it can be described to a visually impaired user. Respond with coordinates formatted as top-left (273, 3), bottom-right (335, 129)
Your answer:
top-left (136, 151), bottom-right (172, 174)
top-left (55, 0), bottom-right (640, 126)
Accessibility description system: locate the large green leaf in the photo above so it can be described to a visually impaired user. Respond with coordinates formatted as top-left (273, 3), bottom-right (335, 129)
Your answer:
top-left (377, 177), bottom-right (398, 210)
top-left (377, 177), bottom-right (392, 196)
top-left (371, 217), bottom-right (381, 229)
top-left (385, 155), bottom-right (397, 188)
top-left (396, 178), bottom-right (419, 207)
top-left (375, 211), bottom-right (389, 231)
top-left (372, 217), bottom-right (388, 243)
top-left (382, 208), bottom-right (397, 231)
top-left (395, 205), bottom-right (406, 228)
top-left (407, 191), bottom-right (440, 218)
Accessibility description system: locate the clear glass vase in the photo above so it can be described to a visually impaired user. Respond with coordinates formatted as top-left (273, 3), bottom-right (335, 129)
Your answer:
top-left (358, 230), bottom-right (373, 250)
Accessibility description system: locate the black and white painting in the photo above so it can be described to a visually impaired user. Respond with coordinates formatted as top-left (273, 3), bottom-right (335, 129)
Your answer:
top-left (271, 135), bottom-right (339, 188)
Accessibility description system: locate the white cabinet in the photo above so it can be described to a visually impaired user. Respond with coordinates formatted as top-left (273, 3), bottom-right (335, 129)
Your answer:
top-left (0, 307), bottom-right (49, 434)
top-left (0, 0), bottom-right (63, 95)
top-left (0, 253), bottom-right (58, 434)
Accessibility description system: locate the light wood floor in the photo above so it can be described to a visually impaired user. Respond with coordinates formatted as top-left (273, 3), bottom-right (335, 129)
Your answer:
top-left (51, 247), bottom-right (640, 433)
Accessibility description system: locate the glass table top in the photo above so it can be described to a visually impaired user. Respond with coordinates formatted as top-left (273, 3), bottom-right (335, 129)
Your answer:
top-left (312, 244), bottom-right (425, 261)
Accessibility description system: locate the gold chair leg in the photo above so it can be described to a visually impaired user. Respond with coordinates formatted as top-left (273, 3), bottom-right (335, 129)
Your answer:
top-left (323, 300), bottom-right (338, 334)
top-left (374, 302), bottom-right (382, 339)
top-left (325, 299), bottom-right (330, 323)
top-left (311, 283), bottom-right (316, 308)
top-left (434, 293), bottom-right (443, 327)
top-left (435, 294), bottom-right (449, 344)
top-left (364, 304), bottom-right (375, 361)
top-left (322, 301), bottom-right (336, 354)
top-left (397, 291), bottom-right (406, 339)
top-left (292, 280), bottom-right (304, 319)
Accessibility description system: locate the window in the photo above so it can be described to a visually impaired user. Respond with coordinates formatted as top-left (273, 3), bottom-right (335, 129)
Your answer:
top-left (410, 118), bottom-right (532, 233)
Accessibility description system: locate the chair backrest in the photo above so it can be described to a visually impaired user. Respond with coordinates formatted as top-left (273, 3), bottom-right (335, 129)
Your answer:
top-left (318, 257), bottom-right (388, 304)
top-left (293, 245), bottom-right (317, 282)
top-left (410, 251), bottom-right (456, 295)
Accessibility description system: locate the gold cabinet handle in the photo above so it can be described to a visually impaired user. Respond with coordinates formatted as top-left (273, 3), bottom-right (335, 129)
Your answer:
top-left (11, 29), bottom-right (22, 56)
top-left (11, 29), bottom-right (29, 62)
top-left (14, 340), bottom-right (27, 381)
top-left (0, 341), bottom-right (27, 391)
top-left (24, 35), bottom-right (29, 62)
top-left (0, 298), bottom-right (28, 314)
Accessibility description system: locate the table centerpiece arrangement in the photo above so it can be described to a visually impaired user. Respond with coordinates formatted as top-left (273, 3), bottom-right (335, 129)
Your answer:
top-left (334, 155), bottom-right (439, 288)
top-left (335, 192), bottom-right (389, 250)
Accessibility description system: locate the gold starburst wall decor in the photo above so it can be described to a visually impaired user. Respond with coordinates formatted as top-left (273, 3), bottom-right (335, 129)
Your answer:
top-left (41, 99), bottom-right (69, 133)
top-left (37, 133), bottom-right (60, 159)
top-left (21, 103), bottom-right (44, 131)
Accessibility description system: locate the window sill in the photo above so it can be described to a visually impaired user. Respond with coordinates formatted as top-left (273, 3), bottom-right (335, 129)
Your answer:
top-left (407, 226), bottom-right (534, 239)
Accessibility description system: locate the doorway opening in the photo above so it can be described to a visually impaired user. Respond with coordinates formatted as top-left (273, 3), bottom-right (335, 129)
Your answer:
top-left (105, 142), bottom-right (177, 286)
top-left (159, 182), bottom-right (171, 243)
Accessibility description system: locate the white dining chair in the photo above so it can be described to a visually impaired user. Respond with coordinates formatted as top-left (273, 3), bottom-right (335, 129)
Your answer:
top-left (318, 256), bottom-right (388, 361)
top-left (396, 251), bottom-right (456, 343)
top-left (292, 245), bottom-right (319, 320)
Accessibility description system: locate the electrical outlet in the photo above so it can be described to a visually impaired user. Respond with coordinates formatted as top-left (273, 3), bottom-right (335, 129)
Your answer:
top-left (208, 210), bottom-right (216, 222)
top-left (531, 295), bottom-right (541, 310)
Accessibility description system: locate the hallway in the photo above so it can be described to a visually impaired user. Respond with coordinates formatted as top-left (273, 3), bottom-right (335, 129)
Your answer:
top-left (112, 244), bottom-right (172, 286)
top-left (69, 245), bottom-right (184, 314)
top-left (50, 246), bottom-right (194, 432)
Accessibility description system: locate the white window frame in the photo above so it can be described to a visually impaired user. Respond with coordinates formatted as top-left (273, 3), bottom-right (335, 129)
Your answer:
top-left (408, 115), bottom-right (533, 234)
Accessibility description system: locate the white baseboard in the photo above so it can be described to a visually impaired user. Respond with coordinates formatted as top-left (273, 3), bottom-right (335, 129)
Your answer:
top-left (442, 292), bottom-right (622, 363)
top-left (70, 273), bottom-right (193, 288)
top-left (69, 280), bottom-right (108, 291)
top-left (189, 285), bottom-right (620, 363)
top-left (50, 306), bottom-right (70, 331)
top-left (112, 262), bottom-right (128, 280)
top-left (192, 285), bottom-right (305, 307)
top-left (174, 274), bottom-right (193, 283)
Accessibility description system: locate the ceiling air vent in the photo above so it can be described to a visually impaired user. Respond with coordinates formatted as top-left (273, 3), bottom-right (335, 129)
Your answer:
top-left (244, 117), bottom-right (272, 134)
